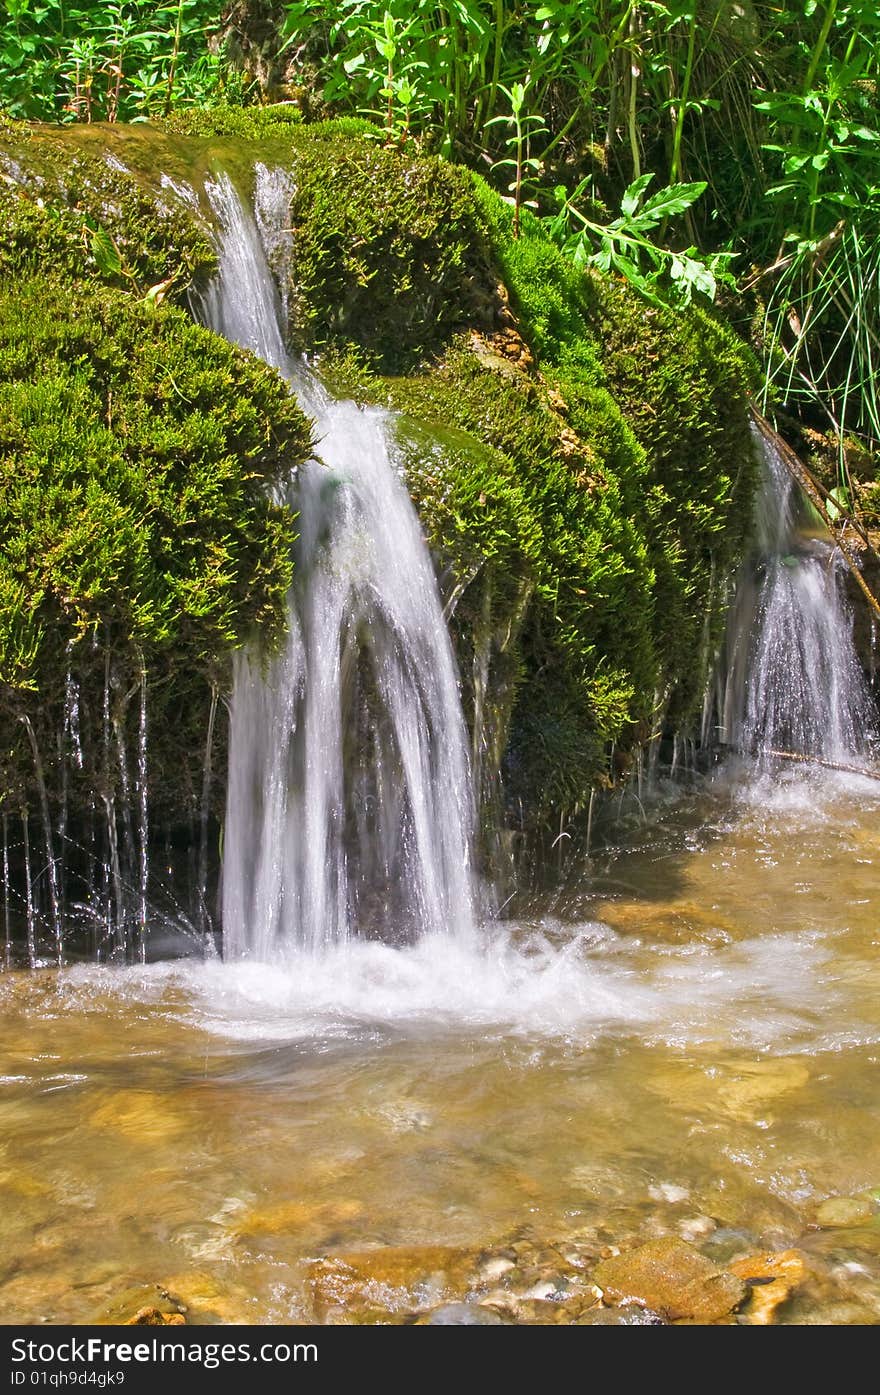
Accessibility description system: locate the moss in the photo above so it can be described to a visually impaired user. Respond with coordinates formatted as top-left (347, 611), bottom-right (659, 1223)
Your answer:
top-left (157, 102), bottom-right (303, 139)
top-left (578, 273), bottom-right (760, 723)
top-left (0, 275), bottom-right (311, 817)
top-left (275, 140), bottom-right (496, 370)
top-left (0, 131), bottom-right (215, 300)
top-left (0, 121), bottom-right (759, 836)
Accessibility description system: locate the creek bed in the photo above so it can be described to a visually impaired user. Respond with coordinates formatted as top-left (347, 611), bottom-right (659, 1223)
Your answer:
top-left (1, 765), bottom-right (879, 1324)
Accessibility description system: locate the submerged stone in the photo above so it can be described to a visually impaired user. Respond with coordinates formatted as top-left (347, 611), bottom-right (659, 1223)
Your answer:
top-left (729, 1249), bottom-right (806, 1325)
top-left (420, 1302), bottom-right (508, 1325)
top-left (593, 1236), bottom-right (747, 1321)
top-left (307, 1245), bottom-right (480, 1323)
top-left (814, 1197), bottom-right (874, 1228)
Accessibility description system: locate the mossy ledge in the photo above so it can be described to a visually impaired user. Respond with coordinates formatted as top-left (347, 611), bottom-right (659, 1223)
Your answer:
top-left (0, 119), bottom-right (757, 893)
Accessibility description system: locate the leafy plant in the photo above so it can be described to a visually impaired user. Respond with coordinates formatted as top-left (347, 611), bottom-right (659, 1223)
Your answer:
top-left (547, 172), bottom-right (736, 304)
top-left (486, 81), bottom-right (547, 237)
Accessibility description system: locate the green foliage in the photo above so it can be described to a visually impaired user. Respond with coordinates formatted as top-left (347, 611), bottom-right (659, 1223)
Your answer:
top-left (0, 0), bottom-right (238, 122)
top-left (0, 276), bottom-right (311, 810)
top-left (547, 173), bottom-right (737, 306)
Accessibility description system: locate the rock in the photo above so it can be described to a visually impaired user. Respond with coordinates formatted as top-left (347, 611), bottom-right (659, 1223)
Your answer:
top-left (88, 1091), bottom-right (185, 1144)
top-left (648, 1182), bottom-right (690, 1204)
top-left (729, 1249), bottom-right (805, 1325)
top-left (420, 1303), bottom-right (507, 1325)
top-left (576, 1306), bottom-right (666, 1325)
top-left (593, 1237), bottom-right (748, 1322)
top-left (678, 1216), bottom-right (717, 1243)
top-left (125, 1308), bottom-right (186, 1326)
top-left (236, 1197), bottom-right (364, 1240)
top-left (94, 1285), bottom-right (187, 1326)
top-left (814, 1197), bottom-right (874, 1228)
top-left (162, 1270), bottom-right (251, 1325)
top-left (699, 1227), bottom-right (758, 1265)
top-left (476, 1255), bottom-right (516, 1282)
top-left (307, 1246), bottom-right (479, 1323)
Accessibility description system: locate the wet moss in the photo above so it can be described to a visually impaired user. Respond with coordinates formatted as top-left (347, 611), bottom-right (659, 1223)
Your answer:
top-left (304, 172), bottom-right (756, 822)
top-left (0, 129), bottom-right (215, 300)
top-left (0, 275), bottom-right (311, 817)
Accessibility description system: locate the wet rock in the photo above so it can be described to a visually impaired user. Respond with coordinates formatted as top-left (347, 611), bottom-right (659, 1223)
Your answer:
top-left (420, 1302), bottom-right (508, 1325)
top-left (648, 1182), bottom-right (690, 1204)
top-left (647, 1057), bottom-right (810, 1124)
top-left (814, 1197), bottom-right (874, 1228)
top-left (236, 1197), bottom-right (365, 1241)
top-left (476, 1254), bottom-right (516, 1282)
top-left (94, 1285), bottom-right (187, 1325)
top-left (307, 1246), bottom-right (479, 1323)
top-left (593, 1236), bottom-right (748, 1322)
top-left (795, 1300), bottom-right (880, 1325)
top-left (800, 1222), bottom-right (880, 1261)
top-left (699, 1227), bottom-right (758, 1265)
top-left (479, 1292), bottom-right (572, 1324)
top-left (576, 1306), bottom-right (666, 1325)
top-left (162, 1270), bottom-right (252, 1325)
top-left (678, 1216), bottom-right (717, 1243)
top-left (88, 1091), bottom-right (185, 1144)
top-left (125, 1308), bottom-right (186, 1326)
top-left (729, 1249), bottom-right (805, 1325)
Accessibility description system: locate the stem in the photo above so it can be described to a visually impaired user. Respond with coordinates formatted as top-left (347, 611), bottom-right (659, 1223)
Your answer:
top-left (626, 6), bottom-right (641, 181)
top-left (164, 0), bottom-right (184, 116)
top-left (669, 3), bottom-right (697, 184)
top-left (484, 0), bottom-right (504, 126)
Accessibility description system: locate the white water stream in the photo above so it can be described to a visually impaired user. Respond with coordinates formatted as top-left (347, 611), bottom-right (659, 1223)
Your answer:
top-left (198, 171), bottom-right (474, 959)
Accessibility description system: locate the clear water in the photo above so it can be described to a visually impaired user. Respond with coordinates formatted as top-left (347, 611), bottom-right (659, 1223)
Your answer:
top-left (2, 767), bottom-right (880, 1324)
top-left (715, 428), bottom-right (875, 763)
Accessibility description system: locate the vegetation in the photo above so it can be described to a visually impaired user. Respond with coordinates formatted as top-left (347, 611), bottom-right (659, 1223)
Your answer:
top-left (0, 0), bottom-right (243, 122)
top-left (270, 1), bottom-right (880, 494)
top-left (292, 147), bottom-right (755, 819)
top-left (0, 121), bottom-right (313, 864)
top-left (0, 2), bottom-right (872, 845)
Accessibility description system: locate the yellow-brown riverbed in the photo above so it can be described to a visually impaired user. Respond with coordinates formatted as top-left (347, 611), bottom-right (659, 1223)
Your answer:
top-left (2, 766), bottom-right (880, 1324)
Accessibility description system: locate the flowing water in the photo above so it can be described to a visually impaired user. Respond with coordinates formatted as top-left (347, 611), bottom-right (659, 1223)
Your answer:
top-left (2, 767), bottom-right (880, 1324)
top-left (711, 427), bottom-right (876, 764)
top-left (199, 172), bottom-right (474, 958)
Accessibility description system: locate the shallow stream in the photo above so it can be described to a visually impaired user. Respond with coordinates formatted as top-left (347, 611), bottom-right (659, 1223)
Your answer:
top-left (2, 764), bottom-right (879, 1324)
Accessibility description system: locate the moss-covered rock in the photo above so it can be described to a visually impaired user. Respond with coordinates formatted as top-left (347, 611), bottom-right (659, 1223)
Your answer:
top-left (0, 275), bottom-right (311, 825)
top-left (0, 130), bottom-right (216, 300)
top-left (0, 118), bottom-right (759, 856)
top-left (303, 175), bottom-right (755, 823)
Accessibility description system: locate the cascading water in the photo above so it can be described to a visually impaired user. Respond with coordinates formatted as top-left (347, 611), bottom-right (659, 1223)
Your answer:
top-left (712, 425), bottom-right (876, 764)
top-left (198, 171), bottom-right (475, 960)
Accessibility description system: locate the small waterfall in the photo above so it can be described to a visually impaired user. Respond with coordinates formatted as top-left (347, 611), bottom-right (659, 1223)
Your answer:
top-left (199, 172), bottom-right (475, 959)
top-left (716, 426), bottom-right (875, 763)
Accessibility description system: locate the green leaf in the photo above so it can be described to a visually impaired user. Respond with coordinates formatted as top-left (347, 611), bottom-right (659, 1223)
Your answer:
top-left (635, 180), bottom-right (706, 227)
top-left (620, 172), bottom-right (654, 218)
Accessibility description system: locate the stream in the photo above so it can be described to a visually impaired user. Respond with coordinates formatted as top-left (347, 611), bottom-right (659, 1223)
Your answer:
top-left (1, 762), bottom-right (879, 1324)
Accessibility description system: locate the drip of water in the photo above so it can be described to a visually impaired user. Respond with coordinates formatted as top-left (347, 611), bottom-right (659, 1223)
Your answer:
top-left (137, 667), bottom-right (148, 964)
top-left (21, 811), bottom-right (34, 969)
top-left (199, 172), bottom-right (475, 960)
top-left (716, 426), bottom-right (875, 763)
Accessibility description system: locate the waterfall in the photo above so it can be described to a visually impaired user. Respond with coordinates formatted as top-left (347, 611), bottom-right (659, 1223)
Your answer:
top-left (715, 425), bottom-right (875, 764)
top-left (198, 171), bottom-right (475, 959)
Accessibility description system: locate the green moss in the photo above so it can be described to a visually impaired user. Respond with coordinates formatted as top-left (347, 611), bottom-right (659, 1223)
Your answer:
top-left (0, 276), bottom-right (311, 815)
top-left (578, 273), bottom-right (760, 723)
top-left (276, 140), bottom-right (495, 369)
top-left (157, 102), bottom-right (303, 139)
top-left (0, 133), bottom-right (215, 299)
